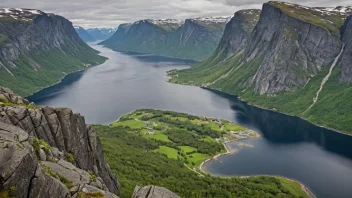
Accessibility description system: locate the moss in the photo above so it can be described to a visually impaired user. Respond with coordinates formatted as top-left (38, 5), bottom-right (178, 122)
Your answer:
top-left (0, 186), bottom-right (16, 198)
top-left (56, 172), bottom-right (74, 189)
top-left (77, 191), bottom-right (105, 198)
top-left (65, 152), bottom-right (75, 163)
top-left (269, 1), bottom-right (345, 33)
top-left (31, 137), bottom-right (52, 153)
top-left (88, 171), bottom-right (97, 182)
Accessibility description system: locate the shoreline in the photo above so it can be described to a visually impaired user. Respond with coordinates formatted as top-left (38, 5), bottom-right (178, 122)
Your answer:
top-left (26, 59), bottom-right (107, 98)
top-left (198, 138), bottom-right (316, 198)
top-left (200, 86), bottom-right (352, 137)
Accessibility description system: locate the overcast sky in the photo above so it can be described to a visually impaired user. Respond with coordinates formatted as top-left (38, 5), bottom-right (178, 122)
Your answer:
top-left (1, 0), bottom-right (351, 28)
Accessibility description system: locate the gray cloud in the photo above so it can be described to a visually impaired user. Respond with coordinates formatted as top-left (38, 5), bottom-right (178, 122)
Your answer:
top-left (1, 0), bottom-right (351, 28)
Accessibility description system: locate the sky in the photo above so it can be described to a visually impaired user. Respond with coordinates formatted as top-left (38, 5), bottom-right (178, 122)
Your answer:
top-left (1, 0), bottom-right (351, 28)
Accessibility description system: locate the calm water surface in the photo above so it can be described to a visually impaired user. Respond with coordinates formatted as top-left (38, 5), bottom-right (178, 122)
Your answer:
top-left (28, 44), bottom-right (352, 198)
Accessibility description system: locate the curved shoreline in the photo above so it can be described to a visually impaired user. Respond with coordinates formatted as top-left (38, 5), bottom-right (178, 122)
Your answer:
top-left (200, 86), bottom-right (352, 137)
top-left (199, 139), bottom-right (316, 198)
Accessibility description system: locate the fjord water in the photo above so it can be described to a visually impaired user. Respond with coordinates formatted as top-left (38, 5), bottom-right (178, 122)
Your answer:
top-left (28, 44), bottom-right (352, 198)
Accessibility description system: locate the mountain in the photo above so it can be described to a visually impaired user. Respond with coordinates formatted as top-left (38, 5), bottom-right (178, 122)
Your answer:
top-left (75, 27), bottom-right (117, 42)
top-left (99, 17), bottom-right (231, 60)
top-left (0, 8), bottom-right (107, 96)
top-left (87, 28), bottom-right (117, 41)
top-left (0, 87), bottom-right (179, 198)
top-left (74, 26), bottom-right (95, 42)
top-left (169, 2), bottom-right (352, 134)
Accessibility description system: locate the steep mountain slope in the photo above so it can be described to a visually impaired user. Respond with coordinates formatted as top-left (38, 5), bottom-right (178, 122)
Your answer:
top-left (169, 9), bottom-right (261, 83)
top-left (74, 26), bottom-right (95, 42)
top-left (0, 8), bottom-right (107, 96)
top-left (87, 28), bottom-right (117, 41)
top-left (100, 17), bottom-right (230, 60)
top-left (169, 2), bottom-right (352, 134)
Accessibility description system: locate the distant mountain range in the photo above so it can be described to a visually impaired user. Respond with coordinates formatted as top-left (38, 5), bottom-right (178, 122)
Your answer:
top-left (0, 8), bottom-right (107, 96)
top-left (74, 26), bottom-right (117, 42)
top-left (169, 1), bottom-right (352, 134)
top-left (99, 17), bottom-right (231, 60)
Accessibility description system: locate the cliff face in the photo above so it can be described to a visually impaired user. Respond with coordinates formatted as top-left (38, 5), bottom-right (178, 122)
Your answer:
top-left (100, 17), bottom-right (230, 60)
top-left (0, 9), bottom-right (106, 96)
top-left (243, 2), bottom-right (345, 95)
top-left (340, 15), bottom-right (352, 83)
top-left (216, 9), bottom-right (261, 58)
top-left (0, 87), bottom-right (120, 197)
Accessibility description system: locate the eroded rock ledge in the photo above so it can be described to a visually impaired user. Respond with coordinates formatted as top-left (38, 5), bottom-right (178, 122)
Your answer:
top-left (0, 87), bottom-right (180, 198)
top-left (0, 87), bottom-right (119, 197)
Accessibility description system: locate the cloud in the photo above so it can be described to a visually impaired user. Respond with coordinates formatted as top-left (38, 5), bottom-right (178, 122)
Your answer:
top-left (1, 0), bottom-right (351, 28)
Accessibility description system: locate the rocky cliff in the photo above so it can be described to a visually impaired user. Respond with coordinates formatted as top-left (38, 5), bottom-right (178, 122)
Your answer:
top-left (242, 2), bottom-right (348, 95)
top-left (99, 17), bottom-right (230, 60)
top-left (340, 15), bottom-right (352, 83)
top-left (0, 8), bottom-right (106, 96)
top-left (170, 2), bottom-right (352, 134)
top-left (216, 9), bottom-right (261, 59)
top-left (0, 87), bottom-right (120, 197)
top-left (0, 87), bottom-right (180, 198)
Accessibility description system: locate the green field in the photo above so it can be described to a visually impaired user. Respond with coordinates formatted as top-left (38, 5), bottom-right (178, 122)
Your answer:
top-left (179, 146), bottom-right (197, 153)
top-left (110, 109), bottom-right (258, 169)
top-left (153, 146), bottom-right (179, 159)
top-left (93, 114), bottom-right (309, 198)
top-left (111, 120), bottom-right (146, 129)
top-left (147, 134), bottom-right (171, 142)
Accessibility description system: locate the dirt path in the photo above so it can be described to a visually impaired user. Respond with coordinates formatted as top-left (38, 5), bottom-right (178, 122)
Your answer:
top-left (303, 44), bottom-right (345, 114)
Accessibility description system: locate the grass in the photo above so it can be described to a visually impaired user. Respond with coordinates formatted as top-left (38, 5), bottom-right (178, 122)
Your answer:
top-left (206, 122), bottom-right (221, 131)
top-left (224, 124), bottom-right (247, 131)
top-left (279, 178), bottom-right (309, 198)
top-left (153, 146), bottom-right (179, 159)
top-left (187, 153), bottom-right (210, 166)
top-left (111, 120), bottom-right (146, 129)
top-left (77, 192), bottom-right (105, 198)
top-left (269, 1), bottom-right (346, 33)
top-left (0, 187), bottom-right (16, 198)
top-left (31, 137), bottom-right (52, 154)
top-left (179, 146), bottom-right (197, 153)
top-left (146, 134), bottom-right (171, 142)
top-left (65, 152), bottom-right (75, 163)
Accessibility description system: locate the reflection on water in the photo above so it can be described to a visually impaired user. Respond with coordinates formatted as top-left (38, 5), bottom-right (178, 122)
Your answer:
top-left (28, 44), bottom-right (352, 198)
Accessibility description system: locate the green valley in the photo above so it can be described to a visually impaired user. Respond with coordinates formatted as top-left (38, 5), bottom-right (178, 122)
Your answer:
top-left (93, 109), bottom-right (309, 198)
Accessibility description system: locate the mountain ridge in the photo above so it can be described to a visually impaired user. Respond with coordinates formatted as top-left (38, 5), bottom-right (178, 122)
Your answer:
top-left (169, 1), bottom-right (352, 134)
top-left (99, 16), bottom-right (231, 60)
top-left (0, 8), bottom-right (107, 96)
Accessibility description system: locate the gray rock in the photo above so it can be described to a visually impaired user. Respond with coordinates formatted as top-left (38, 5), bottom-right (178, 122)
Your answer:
top-left (0, 88), bottom-right (120, 197)
top-left (29, 166), bottom-right (70, 198)
top-left (39, 149), bottom-right (46, 161)
top-left (80, 184), bottom-right (119, 198)
top-left (340, 15), bottom-right (352, 83)
top-left (132, 185), bottom-right (180, 198)
top-left (242, 3), bottom-right (342, 95)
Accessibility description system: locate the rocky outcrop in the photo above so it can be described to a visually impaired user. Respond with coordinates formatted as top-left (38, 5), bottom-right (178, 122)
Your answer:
top-left (216, 9), bottom-right (260, 58)
top-left (132, 186), bottom-right (180, 198)
top-left (0, 87), bottom-right (120, 197)
top-left (100, 17), bottom-right (230, 60)
top-left (340, 15), bottom-right (352, 83)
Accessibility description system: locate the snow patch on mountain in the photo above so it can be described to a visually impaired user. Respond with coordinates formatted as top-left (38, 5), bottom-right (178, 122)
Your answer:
top-left (0, 8), bottom-right (43, 21)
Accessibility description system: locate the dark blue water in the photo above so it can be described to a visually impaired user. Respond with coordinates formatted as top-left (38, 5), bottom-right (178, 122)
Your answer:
top-left (28, 44), bottom-right (352, 198)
